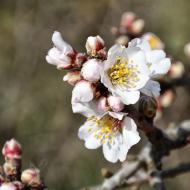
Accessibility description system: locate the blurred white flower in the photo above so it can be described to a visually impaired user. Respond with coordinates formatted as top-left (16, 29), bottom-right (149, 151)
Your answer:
top-left (142, 32), bottom-right (165, 50)
top-left (130, 19), bottom-right (145, 35)
top-left (169, 61), bottom-right (185, 79)
top-left (78, 112), bottom-right (140, 163)
top-left (101, 39), bottom-right (170, 105)
top-left (81, 59), bottom-right (102, 82)
top-left (0, 183), bottom-right (16, 190)
top-left (46, 31), bottom-right (81, 70)
top-left (86, 35), bottom-right (105, 57)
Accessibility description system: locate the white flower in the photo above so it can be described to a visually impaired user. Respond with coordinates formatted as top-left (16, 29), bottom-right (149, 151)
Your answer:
top-left (46, 31), bottom-right (78, 70)
top-left (81, 59), bottom-right (101, 82)
top-left (184, 42), bottom-right (190, 59)
top-left (169, 61), bottom-right (184, 79)
top-left (142, 32), bottom-right (165, 50)
top-left (101, 38), bottom-right (171, 105)
top-left (78, 112), bottom-right (140, 163)
top-left (86, 36), bottom-right (105, 56)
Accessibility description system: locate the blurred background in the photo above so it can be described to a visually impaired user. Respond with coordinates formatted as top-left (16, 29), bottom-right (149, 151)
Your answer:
top-left (0, 0), bottom-right (190, 189)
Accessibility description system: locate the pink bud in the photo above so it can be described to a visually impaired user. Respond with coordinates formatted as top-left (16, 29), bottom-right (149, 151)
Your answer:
top-left (2, 139), bottom-right (22, 159)
top-left (97, 97), bottom-right (110, 112)
top-left (120, 12), bottom-right (136, 28)
top-left (81, 59), bottom-right (101, 82)
top-left (107, 96), bottom-right (124, 112)
top-left (63, 71), bottom-right (81, 86)
top-left (85, 36), bottom-right (105, 57)
top-left (21, 168), bottom-right (41, 187)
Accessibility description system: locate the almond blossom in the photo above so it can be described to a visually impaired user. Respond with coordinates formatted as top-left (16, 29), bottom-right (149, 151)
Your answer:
top-left (100, 38), bottom-right (171, 105)
top-left (78, 111), bottom-right (140, 163)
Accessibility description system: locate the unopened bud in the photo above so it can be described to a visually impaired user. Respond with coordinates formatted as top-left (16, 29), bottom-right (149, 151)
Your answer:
top-left (120, 12), bottom-right (136, 28)
top-left (130, 19), bottom-right (145, 35)
top-left (107, 95), bottom-right (124, 112)
top-left (63, 71), bottom-right (81, 86)
top-left (72, 80), bottom-right (95, 103)
top-left (81, 59), bottom-right (102, 82)
top-left (85, 36), bottom-right (105, 57)
top-left (115, 35), bottom-right (129, 46)
top-left (169, 61), bottom-right (185, 79)
top-left (139, 96), bottom-right (157, 118)
top-left (101, 168), bottom-right (113, 178)
top-left (159, 90), bottom-right (175, 108)
top-left (21, 168), bottom-right (41, 187)
top-left (2, 139), bottom-right (22, 159)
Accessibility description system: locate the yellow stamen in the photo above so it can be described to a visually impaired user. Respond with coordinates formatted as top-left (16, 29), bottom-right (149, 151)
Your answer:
top-left (107, 57), bottom-right (139, 88)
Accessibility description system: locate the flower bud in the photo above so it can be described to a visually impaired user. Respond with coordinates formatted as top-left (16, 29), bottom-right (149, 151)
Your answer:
top-left (169, 61), bottom-right (184, 79)
top-left (63, 71), bottom-right (81, 86)
top-left (159, 90), bottom-right (175, 108)
top-left (139, 96), bottom-right (157, 118)
top-left (21, 169), bottom-right (41, 187)
top-left (142, 33), bottom-right (164, 50)
top-left (85, 36), bottom-right (105, 57)
top-left (107, 95), bottom-right (124, 112)
top-left (46, 31), bottom-right (80, 70)
top-left (130, 19), bottom-right (145, 35)
top-left (72, 81), bottom-right (95, 103)
top-left (120, 12), bottom-right (136, 28)
top-left (81, 59), bottom-right (101, 82)
top-left (3, 162), bottom-right (19, 178)
top-left (115, 35), bottom-right (129, 46)
top-left (97, 97), bottom-right (110, 112)
top-left (184, 42), bottom-right (190, 59)
top-left (2, 139), bottom-right (22, 159)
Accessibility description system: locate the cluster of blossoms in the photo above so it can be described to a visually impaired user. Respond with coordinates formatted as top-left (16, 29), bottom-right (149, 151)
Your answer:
top-left (112, 12), bottom-right (186, 120)
top-left (46, 12), bottom-right (172, 163)
top-left (0, 139), bottom-right (46, 190)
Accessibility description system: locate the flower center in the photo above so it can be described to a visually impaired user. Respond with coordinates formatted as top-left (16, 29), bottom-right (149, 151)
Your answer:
top-left (107, 57), bottom-right (139, 88)
top-left (87, 115), bottom-right (122, 144)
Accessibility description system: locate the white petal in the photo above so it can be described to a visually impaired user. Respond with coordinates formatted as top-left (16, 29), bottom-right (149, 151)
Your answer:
top-left (122, 116), bottom-right (140, 148)
top-left (102, 134), bottom-right (122, 163)
top-left (129, 38), bottom-right (151, 52)
top-left (108, 111), bottom-right (125, 120)
top-left (52, 31), bottom-right (73, 52)
top-left (114, 89), bottom-right (140, 105)
top-left (140, 80), bottom-right (161, 97)
top-left (78, 121), bottom-right (101, 149)
top-left (71, 99), bottom-right (104, 118)
top-left (146, 50), bottom-right (171, 76)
